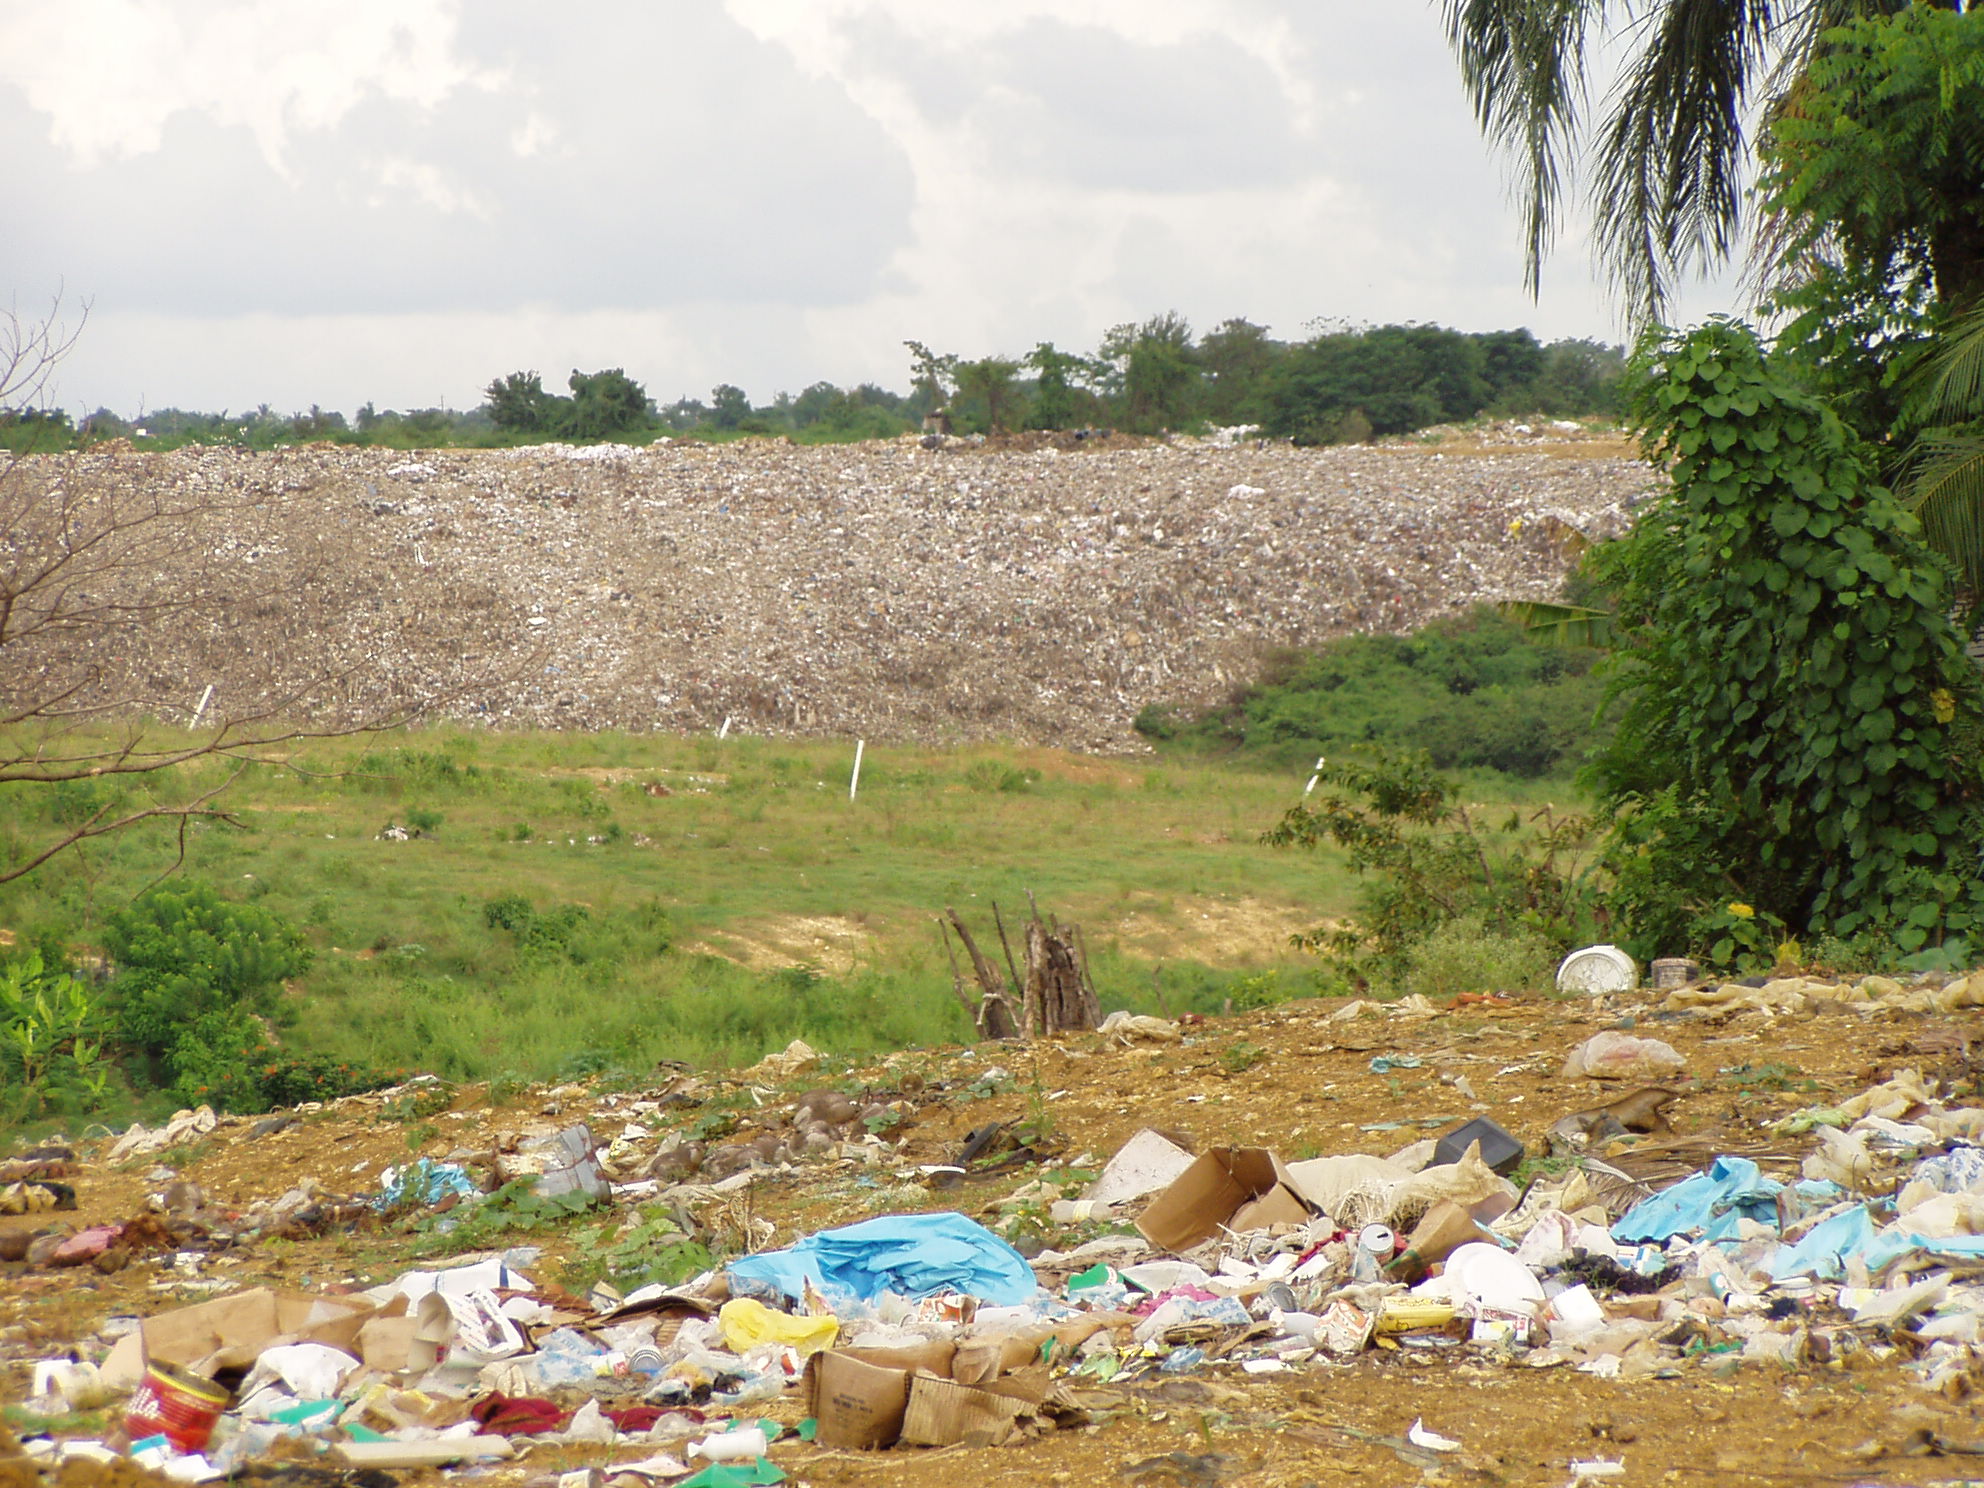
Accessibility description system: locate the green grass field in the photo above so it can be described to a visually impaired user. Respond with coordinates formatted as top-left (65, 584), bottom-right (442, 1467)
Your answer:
top-left (0, 725), bottom-right (1580, 1113)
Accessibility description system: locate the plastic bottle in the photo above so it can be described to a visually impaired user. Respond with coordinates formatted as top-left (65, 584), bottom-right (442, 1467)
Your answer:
top-left (689, 1425), bottom-right (769, 1462)
top-left (532, 1327), bottom-right (609, 1387)
top-left (711, 1368), bottom-right (784, 1409)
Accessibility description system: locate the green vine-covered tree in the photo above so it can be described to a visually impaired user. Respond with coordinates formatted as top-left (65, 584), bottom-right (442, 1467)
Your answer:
top-left (1591, 319), bottom-right (1984, 960)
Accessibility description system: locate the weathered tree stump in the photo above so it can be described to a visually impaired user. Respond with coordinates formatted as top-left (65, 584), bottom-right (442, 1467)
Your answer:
top-left (939, 898), bottom-right (1099, 1039)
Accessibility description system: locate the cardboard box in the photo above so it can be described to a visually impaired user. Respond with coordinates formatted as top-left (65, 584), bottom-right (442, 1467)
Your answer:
top-left (1135, 1148), bottom-right (1317, 1252)
top-left (805, 1339), bottom-right (1053, 1451)
top-left (102, 1288), bottom-right (377, 1388)
top-left (1084, 1129), bottom-right (1197, 1208)
top-left (806, 1350), bottom-right (916, 1450)
top-left (899, 1368), bottom-right (1045, 1448)
top-left (357, 1297), bottom-right (420, 1374)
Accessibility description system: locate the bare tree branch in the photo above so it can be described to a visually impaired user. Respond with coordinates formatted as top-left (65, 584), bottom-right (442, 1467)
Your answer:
top-left (0, 288), bottom-right (88, 409)
top-left (0, 296), bottom-right (526, 884)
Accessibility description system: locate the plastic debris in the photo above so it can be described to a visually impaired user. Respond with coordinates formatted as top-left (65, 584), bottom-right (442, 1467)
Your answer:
top-left (1407, 1419), bottom-right (1461, 1452)
top-left (728, 1211), bottom-right (1037, 1304)
top-left (1556, 945), bottom-right (1638, 994)
top-left (376, 1159), bottom-right (482, 1210)
top-left (1561, 1030), bottom-right (1687, 1082)
top-left (32, 976), bottom-right (1984, 1487)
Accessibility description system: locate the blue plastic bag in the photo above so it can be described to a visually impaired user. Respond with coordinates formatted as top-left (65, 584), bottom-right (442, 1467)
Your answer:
top-left (727, 1212), bottom-right (1037, 1305)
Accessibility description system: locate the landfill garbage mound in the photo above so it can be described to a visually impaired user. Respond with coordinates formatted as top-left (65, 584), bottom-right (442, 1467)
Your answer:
top-left (1, 433), bottom-right (1652, 748)
top-left (12, 963), bottom-right (1984, 1486)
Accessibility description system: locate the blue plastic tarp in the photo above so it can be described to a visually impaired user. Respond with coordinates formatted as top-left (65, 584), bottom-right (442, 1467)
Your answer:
top-left (1611, 1156), bottom-right (1784, 1244)
top-left (376, 1158), bottom-right (482, 1210)
top-left (1770, 1204), bottom-right (1876, 1281)
top-left (1860, 1230), bottom-right (1984, 1275)
top-left (727, 1212), bottom-right (1038, 1305)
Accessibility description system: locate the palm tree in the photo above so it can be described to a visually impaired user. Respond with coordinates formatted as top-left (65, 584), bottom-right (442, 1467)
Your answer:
top-left (1908, 303), bottom-right (1984, 601)
top-left (1448, 1), bottom-right (1984, 641)
top-left (1438, 0), bottom-right (1946, 324)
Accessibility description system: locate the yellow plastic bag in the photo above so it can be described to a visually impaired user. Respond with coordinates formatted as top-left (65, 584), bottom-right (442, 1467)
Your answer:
top-left (717, 1297), bottom-right (840, 1357)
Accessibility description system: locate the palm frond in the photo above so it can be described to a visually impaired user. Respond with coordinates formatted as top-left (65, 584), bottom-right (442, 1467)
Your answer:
top-left (1915, 302), bottom-right (1984, 425)
top-left (1441, 0), bottom-right (1604, 297)
top-left (1594, 0), bottom-right (1775, 323)
top-left (1904, 434), bottom-right (1984, 598)
top-left (1496, 599), bottom-right (1616, 649)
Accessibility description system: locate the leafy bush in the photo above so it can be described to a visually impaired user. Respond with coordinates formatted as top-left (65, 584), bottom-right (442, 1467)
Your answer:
top-left (258, 1054), bottom-right (408, 1107)
top-left (0, 951), bottom-right (111, 1116)
top-left (1140, 608), bottom-right (1607, 778)
top-left (1263, 749), bottom-right (1599, 986)
top-left (1590, 320), bottom-right (1984, 959)
top-left (107, 882), bottom-right (312, 1073)
top-left (481, 894), bottom-right (591, 956)
top-left (175, 1035), bottom-right (408, 1114)
top-left (1403, 914), bottom-right (1556, 998)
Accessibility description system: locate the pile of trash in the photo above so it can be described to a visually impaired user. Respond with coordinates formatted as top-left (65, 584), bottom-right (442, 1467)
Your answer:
top-left (17, 1001), bottom-right (1984, 1482)
top-left (5, 436), bottom-right (1654, 750)
top-left (1659, 968), bottom-right (1984, 1019)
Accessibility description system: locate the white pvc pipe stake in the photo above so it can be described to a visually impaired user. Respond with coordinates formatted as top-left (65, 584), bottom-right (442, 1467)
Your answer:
top-left (849, 738), bottom-right (865, 801)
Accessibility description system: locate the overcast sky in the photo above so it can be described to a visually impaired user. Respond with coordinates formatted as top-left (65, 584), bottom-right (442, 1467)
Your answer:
top-left (1, 1), bottom-right (1745, 420)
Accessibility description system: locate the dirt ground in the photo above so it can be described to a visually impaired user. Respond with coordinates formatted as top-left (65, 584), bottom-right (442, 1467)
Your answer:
top-left (6, 985), bottom-right (1982, 1487)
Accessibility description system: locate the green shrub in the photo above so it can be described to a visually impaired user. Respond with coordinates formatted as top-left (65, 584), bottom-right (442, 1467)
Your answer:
top-left (166, 1006), bottom-right (279, 1110)
top-left (107, 882), bottom-right (312, 1072)
top-left (1403, 914), bottom-right (1555, 998)
top-left (1224, 971), bottom-right (1294, 1010)
top-left (1591, 320), bottom-right (1984, 958)
top-left (1264, 748), bottom-right (1599, 986)
top-left (169, 1011), bottom-right (406, 1113)
top-left (480, 894), bottom-right (591, 956)
top-left (1138, 607), bottom-right (1607, 778)
top-left (0, 950), bottom-right (111, 1116)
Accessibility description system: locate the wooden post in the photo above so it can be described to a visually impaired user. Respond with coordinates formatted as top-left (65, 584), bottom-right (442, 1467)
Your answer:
top-left (944, 907), bottom-right (1018, 1040)
top-left (937, 919), bottom-right (980, 1021)
top-left (849, 739), bottom-right (865, 801)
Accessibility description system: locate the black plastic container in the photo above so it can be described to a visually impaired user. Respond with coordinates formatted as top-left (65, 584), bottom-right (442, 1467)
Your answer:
top-left (1432, 1115), bottom-right (1524, 1176)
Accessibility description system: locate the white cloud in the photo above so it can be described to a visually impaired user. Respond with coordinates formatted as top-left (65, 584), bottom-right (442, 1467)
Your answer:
top-left (0, 0), bottom-right (497, 171)
top-left (371, 155), bottom-right (492, 218)
top-left (1, 1), bottom-right (1748, 419)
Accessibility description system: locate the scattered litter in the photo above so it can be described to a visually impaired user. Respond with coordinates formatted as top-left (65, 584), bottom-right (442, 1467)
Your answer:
top-left (1406, 1418), bottom-right (1461, 1453)
top-left (1556, 945), bottom-right (1638, 994)
top-left (1562, 1030), bottom-right (1687, 1081)
top-left (22, 963), bottom-right (1984, 1484)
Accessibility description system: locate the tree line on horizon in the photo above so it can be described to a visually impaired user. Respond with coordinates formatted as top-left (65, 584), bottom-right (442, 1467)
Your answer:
top-left (0, 316), bottom-right (1625, 455)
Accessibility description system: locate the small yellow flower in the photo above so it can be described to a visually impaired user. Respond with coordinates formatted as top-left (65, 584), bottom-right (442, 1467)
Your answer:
top-left (1727, 902), bottom-right (1755, 919)
top-left (1931, 688), bottom-right (1956, 724)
